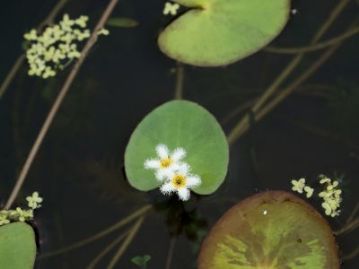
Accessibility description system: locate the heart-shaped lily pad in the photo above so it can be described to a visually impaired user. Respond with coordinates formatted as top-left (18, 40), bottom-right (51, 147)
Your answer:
top-left (198, 191), bottom-right (340, 269)
top-left (158, 0), bottom-right (290, 66)
top-left (124, 100), bottom-right (229, 195)
top-left (0, 223), bottom-right (37, 269)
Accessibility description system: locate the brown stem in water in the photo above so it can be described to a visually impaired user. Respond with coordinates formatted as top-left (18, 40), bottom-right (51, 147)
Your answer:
top-left (4, 0), bottom-right (119, 210)
top-left (174, 62), bottom-right (184, 100)
top-left (227, 0), bottom-right (351, 144)
top-left (106, 216), bottom-right (145, 269)
top-left (342, 247), bottom-right (359, 261)
top-left (86, 229), bottom-right (130, 269)
top-left (0, 0), bottom-right (69, 98)
top-left (39, 205), bottom-right (152, 259)
top-left (334, 218), bottom-right (359, 236)
top-left (165, 237), bottom-right (177, 269)
top-left (265, 26), bottom-right (359, 54)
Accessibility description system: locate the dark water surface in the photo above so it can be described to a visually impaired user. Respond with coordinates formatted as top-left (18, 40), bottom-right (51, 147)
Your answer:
top-left (1, 0), bottom-right (358, 268)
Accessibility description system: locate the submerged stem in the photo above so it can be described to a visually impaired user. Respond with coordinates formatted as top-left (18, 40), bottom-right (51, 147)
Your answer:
top-left (106, 216), bottom-right (145, 269)
top-left (265, 26), bottom-right (359, 54)
top-left (165, 237), bottom-right (177, 269)
top-left (39, 205), bottom-right (152, 258)
top-left (227, 0), bottom-right (351, 144)
top-left (4, 0), bottom-right (120, 210)
top-left (174, 62), bottom-right (185, 99)
top-left (86, 229), bottom-right (130, 269)
top-left (334, 218), bottom-right (359, 236)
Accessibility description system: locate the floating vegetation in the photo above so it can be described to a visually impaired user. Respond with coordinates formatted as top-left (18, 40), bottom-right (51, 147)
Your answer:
top-left (198, 191), bottom-right (340, 269)
top-left (290, 175), bottom-right (342, 217)
top-left (24, 14), bottom-right (109, 79)
top-left (0, 222), bottom-right (36, 269)
top-left (125, 100), bottom-right (229, 196)
top-left (131, 255), bottom-right (151, 269)
top-left (158, 0), bottom-right (290, 66)
top-left (318, 175), bottom-right (342, 217)
top-left (0, 192), bottom-right (43, 226)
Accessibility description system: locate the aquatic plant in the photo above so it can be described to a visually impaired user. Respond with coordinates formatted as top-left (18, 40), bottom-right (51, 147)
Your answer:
top-left (0, 192), bottom-right (43, 226)
top-left (125, 100), bottom-right (229, 196)
top-left (24, 14), bottom-right (109, 79)
top-left (0, 222), bottom-right (36, 269)
top-left (158, 0), bottom-right (290, 66)
top-left (198, 191), bottom-right (340, 269)
top-left (290, 175), bottom-right (342, 217)
top-left (131, 255), bottom-right (151, 269)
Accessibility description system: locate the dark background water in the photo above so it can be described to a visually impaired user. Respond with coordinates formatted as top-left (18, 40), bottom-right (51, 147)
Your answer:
top-left (0, 0), bottom-right (358, 268)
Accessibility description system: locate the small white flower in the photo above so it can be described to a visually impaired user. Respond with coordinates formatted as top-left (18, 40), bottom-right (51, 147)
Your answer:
top-left (163, 2), bottom-right (180, 16)
top-left (304, 186), bottom-right (314, 198)
top-left (160, 163), bottom-right (201, 201)
top-left (26, 192), bottom-right (43, 209)
top-left (291, 178), bottom-right (306, 193)
top-left (144, 144), bottom-right (186, 181)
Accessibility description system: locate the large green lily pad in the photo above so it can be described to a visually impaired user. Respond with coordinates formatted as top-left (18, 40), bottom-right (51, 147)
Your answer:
top-left (198, 191), bottom-right (340, 269)
top-left (0, 223), bottom-right (37, 269)
top-left (158, 0), bottom-right (290, 66)
top-left (124, 100), bottom-right (229, 195)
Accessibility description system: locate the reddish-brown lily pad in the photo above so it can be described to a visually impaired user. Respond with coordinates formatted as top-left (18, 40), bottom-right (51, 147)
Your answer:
top-left (198, 191), bottom-right (340, 269)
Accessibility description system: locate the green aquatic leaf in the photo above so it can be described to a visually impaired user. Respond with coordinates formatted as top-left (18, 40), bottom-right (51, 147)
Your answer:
top-left (158, 0), bottom-right (290, 66)
top-left (107, 17), bottom-right (139, 28)
top-left (0, 223), bottom-right (36, 269)
top-left (198, 191), bottom-right (340, 269)
top-left (125, 100), bottom-right (229, 195)
top-left (131, 255), bottom-right (151, 268)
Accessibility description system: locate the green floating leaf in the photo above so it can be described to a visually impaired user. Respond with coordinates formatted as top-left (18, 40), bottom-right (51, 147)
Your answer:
top-left (158, 0), bottom-right (290, 66)
top-left (125, 100), bottom-right (229, 195)
top-left (107, 17), bottom-right (139, 28)
top-left (0, 223), bottom-right (37, 269)
top-left (198, 191), bottom-right (340, 269)
top-left (131, 255), bottom-right (151, 267)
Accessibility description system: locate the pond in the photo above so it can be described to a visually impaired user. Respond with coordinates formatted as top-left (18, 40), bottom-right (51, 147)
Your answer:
top-left (0, 0), bottom-right (358, 268)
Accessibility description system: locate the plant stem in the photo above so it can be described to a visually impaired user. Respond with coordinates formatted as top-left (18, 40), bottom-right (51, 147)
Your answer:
top-left (265, 26), bottom-right (359, 54)
top-left (174, 62), bottom-right (184, 99)
top-left (0, 0), bottom-right (69, 98)
top-left (334, 218), bottom-right (359, 236)
top-left (107, 216), bottom-right (145, 269)
top-left (39, 205), bottom-right (152, 258)
top-left (227, 0), bottom-right (351, 144)
top-left (234, 43), bottom-right (342, 138)
top-left (4, 0), bottom-right (119, 210)
top-left (165, 237), bottom-right (177, 269)
top-left (346, 202), bottom-right (359, 224)
top-left (342, 247), bottom-right (359, 261)
top-left (86, 229), bottom-right (130, 269)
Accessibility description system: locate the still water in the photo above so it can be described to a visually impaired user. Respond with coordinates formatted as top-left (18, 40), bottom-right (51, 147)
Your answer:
top-left (0, 0), bottom-right (358, 268)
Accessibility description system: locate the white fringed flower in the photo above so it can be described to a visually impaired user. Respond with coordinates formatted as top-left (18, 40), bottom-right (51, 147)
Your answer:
top-left (144, 144), bottom-right (186, 181)
top-left (160, 163), bottom-right (201, 201)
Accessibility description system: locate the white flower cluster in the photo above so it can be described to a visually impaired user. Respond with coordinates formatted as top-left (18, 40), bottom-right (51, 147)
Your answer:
top-left (318, 175), bottom-right (342, 217)
top-left (0, 192), bottom-right (43, 226)
top-left (144, 144), bottom-right (201, 201)
top-left (291, 178), bottom-right (314, 198)
top-left (24, 14), bottom-right (109, 79)
top-left (291, 175), bottom-right (342, 217)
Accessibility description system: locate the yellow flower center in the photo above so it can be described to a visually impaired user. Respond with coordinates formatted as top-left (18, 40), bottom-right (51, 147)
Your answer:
top-left (171, 174), bottom-right (186, 189)
top-left (160, 157), bottom-right (172, 168)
